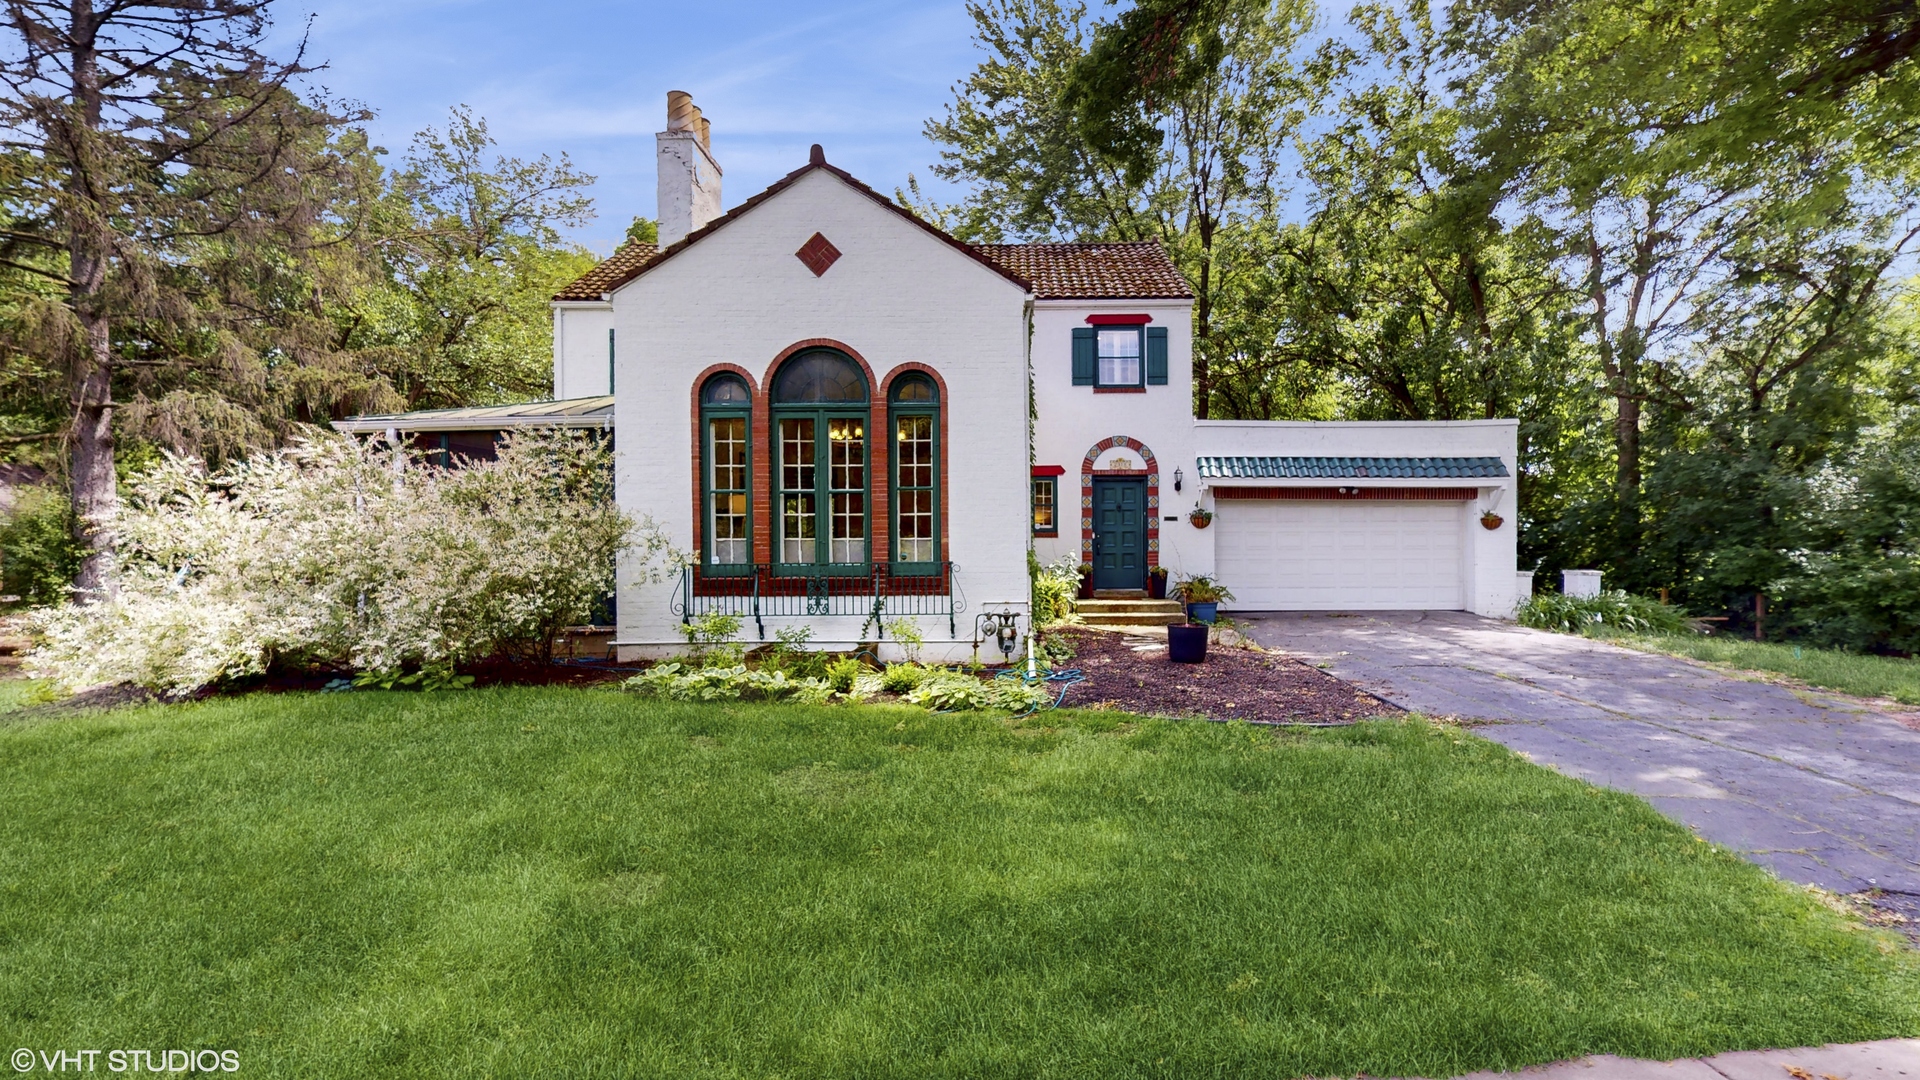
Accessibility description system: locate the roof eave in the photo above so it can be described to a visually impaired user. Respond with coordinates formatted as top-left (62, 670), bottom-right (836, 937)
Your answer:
top-left (332, 414), bottom-right (612, 435)
top-left (589, 158), bottom-right (1035, 299)
top-left (1200, 476), bottom-right (1505, 488)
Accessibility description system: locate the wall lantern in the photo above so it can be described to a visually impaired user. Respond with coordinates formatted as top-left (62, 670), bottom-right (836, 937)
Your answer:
top-left (1173, 467), bottom-right (1184, 492)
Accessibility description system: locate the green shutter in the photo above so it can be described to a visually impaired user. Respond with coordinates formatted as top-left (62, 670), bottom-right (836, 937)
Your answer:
top-left (1146, 326), bottom-right (1168, 385)
top-left (1071, 327), bottom-right (1096, 385)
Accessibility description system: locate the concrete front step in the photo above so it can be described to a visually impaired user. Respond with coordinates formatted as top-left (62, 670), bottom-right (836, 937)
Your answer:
top-left (1079, 599), bottom-right (1183, 614)
top-left (1080, 612), bottom-right (1184, 628)
top-left (1078, 598), bottom-right (1185, 628)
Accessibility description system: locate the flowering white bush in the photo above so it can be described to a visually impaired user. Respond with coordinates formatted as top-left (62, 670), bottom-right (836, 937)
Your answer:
top-left (28, 430), bottom-right (675, 694)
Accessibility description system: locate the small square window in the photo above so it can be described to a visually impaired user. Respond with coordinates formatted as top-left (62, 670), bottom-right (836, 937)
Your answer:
top-left (1032, 477), bottom-right (1058, 535)
top-left (1096, 327), bottom-right (1142, 387)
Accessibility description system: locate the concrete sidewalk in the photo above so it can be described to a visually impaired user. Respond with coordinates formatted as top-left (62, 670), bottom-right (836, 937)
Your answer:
top-left (1427, 1037), bottom-right (1920, 1080)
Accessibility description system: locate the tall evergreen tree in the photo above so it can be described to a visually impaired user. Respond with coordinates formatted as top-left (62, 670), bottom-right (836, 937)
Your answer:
top-left (0, 0), bottom-right (361, 593)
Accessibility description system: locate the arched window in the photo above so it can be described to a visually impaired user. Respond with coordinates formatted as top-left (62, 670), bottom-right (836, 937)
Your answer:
top-left (889, 374), bottom-right (940, 568)
top-left (700, 373), bottom-right (752, 565)
top-left (771, 349), bottom-right (868, 567)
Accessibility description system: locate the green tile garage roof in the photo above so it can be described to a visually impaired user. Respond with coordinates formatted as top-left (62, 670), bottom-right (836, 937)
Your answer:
top-left (1196, 456), bottom-right (1509, 480)
top-left (332, 395), bottom-right (614, 434)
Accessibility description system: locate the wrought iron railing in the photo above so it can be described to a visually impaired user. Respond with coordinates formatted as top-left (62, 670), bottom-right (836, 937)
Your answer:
top-left (673, 562), bottom-right (964, 639)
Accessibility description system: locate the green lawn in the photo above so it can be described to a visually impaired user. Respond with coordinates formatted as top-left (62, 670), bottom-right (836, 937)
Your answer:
top-left (1598, 631), bottom-right (1920, 705)
top-left (1, 690), bottom-right (1914, 1079)
top-left (0, 677), bottom-right (52, 714)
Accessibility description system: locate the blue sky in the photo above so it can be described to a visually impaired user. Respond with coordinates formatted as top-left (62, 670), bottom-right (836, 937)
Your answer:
top-left (274, 0), bottom-right (988, 255)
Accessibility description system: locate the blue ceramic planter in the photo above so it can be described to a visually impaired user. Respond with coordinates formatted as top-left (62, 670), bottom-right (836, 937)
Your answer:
top-left (1185, 602), bottom-right (1218, 625)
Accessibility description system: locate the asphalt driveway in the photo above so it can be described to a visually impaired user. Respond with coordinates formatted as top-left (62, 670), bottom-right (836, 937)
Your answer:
top-left (1237, 610), bottom-right (1920, 895)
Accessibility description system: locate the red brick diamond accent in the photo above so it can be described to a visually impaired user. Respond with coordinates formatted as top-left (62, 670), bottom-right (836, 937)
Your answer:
top-left (795, 232), bottom-right (841, 277)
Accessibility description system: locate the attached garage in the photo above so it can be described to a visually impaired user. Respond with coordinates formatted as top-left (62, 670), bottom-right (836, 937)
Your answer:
top-left (1214, 491), bottom-right (1470, 609)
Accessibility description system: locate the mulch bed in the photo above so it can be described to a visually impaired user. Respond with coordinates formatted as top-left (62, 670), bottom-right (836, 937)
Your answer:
top-left (1046, 627), bottom-right (1398, 725)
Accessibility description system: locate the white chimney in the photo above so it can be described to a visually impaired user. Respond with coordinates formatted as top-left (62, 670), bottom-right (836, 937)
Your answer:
top-left (657, 91), bottom-right (722, 246)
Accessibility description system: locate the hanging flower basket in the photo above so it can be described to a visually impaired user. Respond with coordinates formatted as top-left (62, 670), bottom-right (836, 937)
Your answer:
top-left (1480, 511), bottom-right (1504, 531)
top-left (1189, 509), bottom-right (1213, 529)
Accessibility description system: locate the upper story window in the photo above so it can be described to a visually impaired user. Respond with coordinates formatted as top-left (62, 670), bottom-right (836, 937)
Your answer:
top-left (1097, 327), bottom-right (1142, 387)
top-left (772, 349), bottom-right (868, 568)
top-left (1073, 323), bottom-right (1169, 388)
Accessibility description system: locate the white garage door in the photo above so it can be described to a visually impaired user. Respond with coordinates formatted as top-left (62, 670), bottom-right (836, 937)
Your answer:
top-left (1215, 498), bottom-right (1466, 609)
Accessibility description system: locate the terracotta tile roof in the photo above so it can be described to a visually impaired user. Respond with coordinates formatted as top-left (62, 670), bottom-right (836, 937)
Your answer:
top-left (553, 240), bottom-right (658, 301)
top-left (971, 242), bottom-right (1194, 300)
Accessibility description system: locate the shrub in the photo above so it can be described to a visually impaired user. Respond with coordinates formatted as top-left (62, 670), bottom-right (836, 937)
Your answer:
top-left (825, 655), bottom-right (866, 694)
top-left (1029, 553), bottom-right (1082, 626)
top-left (1037, 633), bottom-right (1076, 667)
top-left (762, 625), bottom-right (827, 679)
top-left (883, 618), bottom-right (925, 662)
top-left (0, 487), bottom-right (85, 607)
top-left (1518, 589), bottom-right (1696, 635)
top-left (678, 612), bottom-right (744, 667)
top-left (27, 431), bottom-right (674, 695)
top-left (880, 662), bottom-right (926, 693)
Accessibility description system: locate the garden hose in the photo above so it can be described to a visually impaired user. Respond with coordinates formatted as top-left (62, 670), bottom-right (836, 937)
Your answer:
top-left (994, 664), bottom-right (1086, 716)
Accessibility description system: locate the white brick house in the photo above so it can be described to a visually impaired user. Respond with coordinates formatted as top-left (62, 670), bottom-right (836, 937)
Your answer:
top-left (341, 93), bottom-right (1520, 661)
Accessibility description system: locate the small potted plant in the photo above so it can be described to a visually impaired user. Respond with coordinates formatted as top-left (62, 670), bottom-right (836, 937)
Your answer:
top-left (1172, 574), bottom-right (1234, 625)
top-left (1147, 565), bottom-right (1169, 599)
top-left (1076, 563), bottom-right (1096, 600)
top-left (1480, 510), bottom-right (1504, 530)
top-left (1188, 502), bottom-right (1214, 529)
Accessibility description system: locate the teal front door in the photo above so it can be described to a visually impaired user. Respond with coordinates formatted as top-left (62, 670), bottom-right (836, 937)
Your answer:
top-left (1092, 479), bottom-right (1146, 591)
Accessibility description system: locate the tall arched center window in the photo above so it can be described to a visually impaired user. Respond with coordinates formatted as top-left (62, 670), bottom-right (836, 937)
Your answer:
top-left (890, 374), bottom-right (940, 569)
top-left (700, 373), bottom-right (752, 566)
top-left (772, 349), bottom-right (869, 568)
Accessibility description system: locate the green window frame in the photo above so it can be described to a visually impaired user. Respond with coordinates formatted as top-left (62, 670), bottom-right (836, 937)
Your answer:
top-left (890, 375), bottom-right (940, 569)
top-left (771, 349), bottom-right (870, 570)
top-left (700, 373), bottom-right (752, 566)
top-left (1031, 476), bottom-right (1057, 536)
top-left (1073, 324), bottom-right (1167, 386)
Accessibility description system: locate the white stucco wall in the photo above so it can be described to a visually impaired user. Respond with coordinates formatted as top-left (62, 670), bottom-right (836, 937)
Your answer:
top-left (1029, 298), bottom-right (1201, 576)
top-left (552, 302), bottom-right (614, 399)
top-left (607, 167), bottom-right (1033, 660)
top-left (1194, 420), bottom-right (1521, 617)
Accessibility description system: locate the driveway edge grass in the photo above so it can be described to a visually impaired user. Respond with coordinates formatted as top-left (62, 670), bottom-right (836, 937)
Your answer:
top-left (1585, 629), bottom-right (1920, 709)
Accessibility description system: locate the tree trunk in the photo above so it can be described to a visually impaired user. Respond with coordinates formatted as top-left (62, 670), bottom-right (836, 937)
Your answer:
top-left (1615, 347), bottom-right (1641, 499)
top-left (65, 3), bottom-right (117, 599)
top-left (69, 311), bottom-right (116, 598)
